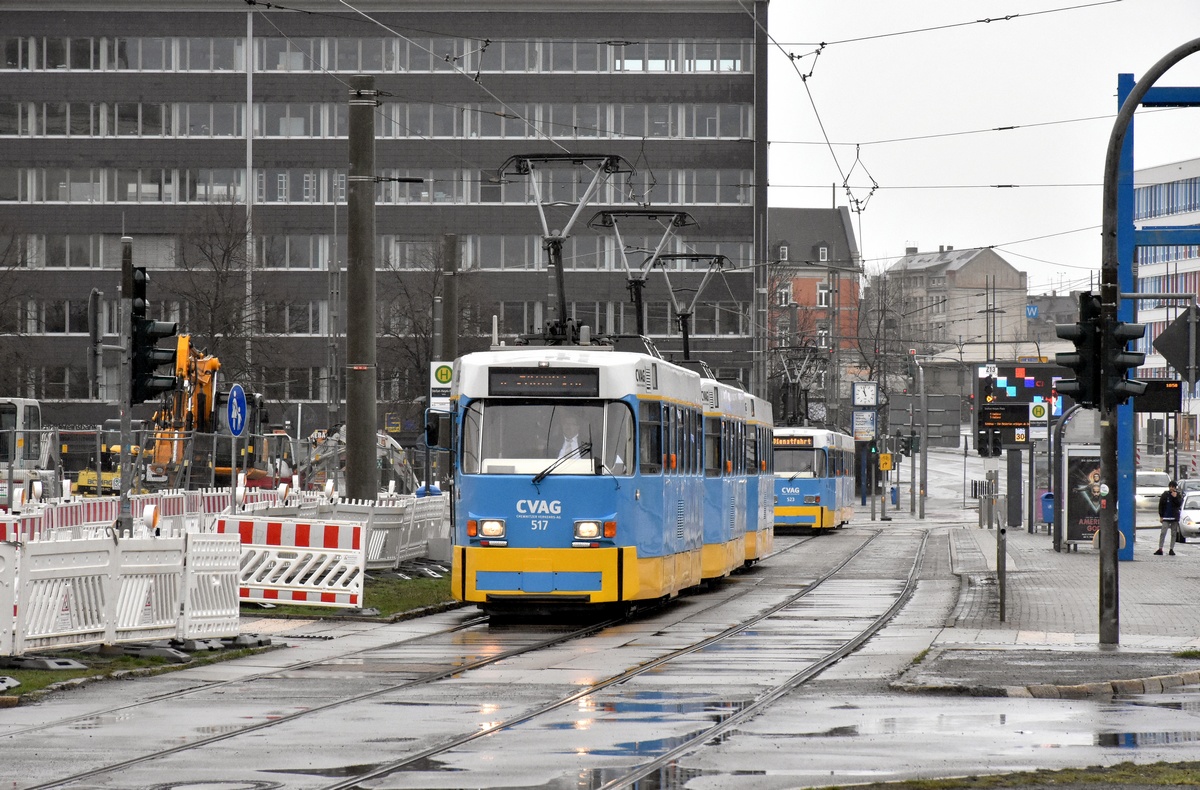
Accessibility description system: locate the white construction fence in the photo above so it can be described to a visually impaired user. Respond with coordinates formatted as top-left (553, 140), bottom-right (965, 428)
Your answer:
top-left (0, 487), bottom-right (452, 656)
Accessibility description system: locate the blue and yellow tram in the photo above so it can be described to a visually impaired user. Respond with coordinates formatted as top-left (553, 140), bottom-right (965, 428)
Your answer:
top-left (450, 348), bottom-right (707, 611)
top-left (448, 347), bottom-right (774, 612)
top-left (773, 427), bottom-right (855, 530)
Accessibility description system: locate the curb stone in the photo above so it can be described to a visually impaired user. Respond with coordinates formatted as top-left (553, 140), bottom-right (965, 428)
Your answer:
top-left (892, 669), bottom-right (1200, 698)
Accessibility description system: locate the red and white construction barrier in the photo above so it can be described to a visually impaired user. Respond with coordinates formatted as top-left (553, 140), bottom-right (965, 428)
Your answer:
top-left (214, 516), bottom-right (365, 608)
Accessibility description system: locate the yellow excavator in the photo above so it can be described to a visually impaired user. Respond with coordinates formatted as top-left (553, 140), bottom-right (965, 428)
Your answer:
top-left (144, 334), bottom-right (221, 488)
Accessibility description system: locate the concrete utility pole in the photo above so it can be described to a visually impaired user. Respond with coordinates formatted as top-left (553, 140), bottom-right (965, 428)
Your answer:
top-left (1098, 38), bottom-right (1200, 646)
top-left (345, 75), bottom-right (378, 502)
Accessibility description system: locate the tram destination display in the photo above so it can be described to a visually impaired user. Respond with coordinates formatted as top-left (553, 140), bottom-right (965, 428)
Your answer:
top-left (488, 367), bottom-right (600, 397)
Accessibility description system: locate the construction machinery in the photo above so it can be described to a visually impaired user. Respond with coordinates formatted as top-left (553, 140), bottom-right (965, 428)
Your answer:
top-left (144, 335), bottom-right (221, 488)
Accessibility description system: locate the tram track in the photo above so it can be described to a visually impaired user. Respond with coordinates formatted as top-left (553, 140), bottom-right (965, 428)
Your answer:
top-left (312, 528), bottom-right (900, 790)
top-left (10, 535), bottom-right (815, 789)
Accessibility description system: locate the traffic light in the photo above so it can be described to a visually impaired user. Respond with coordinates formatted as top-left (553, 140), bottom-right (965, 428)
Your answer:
top-left (977, 428), bottom-right (991, 457)
top-left (898, 435), bottom-right (912, 456)
top-left (1105, 320), bottom-right (1147, 407)
top-left (981, 375), bottom-right (996, 403)
top-left (990, 429), bottom-right (1003, 457)
top-left (130, 267), bottom-right (178, 405)
top-left (1055, 291), bottom-right (1102, 408)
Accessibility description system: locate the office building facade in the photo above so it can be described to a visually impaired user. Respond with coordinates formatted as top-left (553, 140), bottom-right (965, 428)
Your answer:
top-left (0, 1), bottom-right (768, 432)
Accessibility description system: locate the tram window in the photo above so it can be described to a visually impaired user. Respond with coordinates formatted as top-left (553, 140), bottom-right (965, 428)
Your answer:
top-left (0, 402), bottom-right (13, 463)
top-left (704, 416), bottom-right (720, 477)
top-left (603, 401), bottom-right (634, 475)
top-left (775, 447), bottom-right (823, 478)
top-left (461, 400), bottom-right (483, 473)
top-left (747, 425), bottom-right (756, 473)
top-left (465, 399), bottom-right (607, 473)
top-left (638, 400), bottom-right (662, 474)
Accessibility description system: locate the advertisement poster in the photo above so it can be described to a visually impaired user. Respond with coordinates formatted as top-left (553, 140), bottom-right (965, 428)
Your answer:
top-left (1065, 449), bottom-right (1102, 543)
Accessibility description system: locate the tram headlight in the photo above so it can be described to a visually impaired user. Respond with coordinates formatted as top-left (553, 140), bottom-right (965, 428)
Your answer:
top-left (479, 519), bottom-right (506, 538)
top-left (574, 520), bottom-right (602, 539)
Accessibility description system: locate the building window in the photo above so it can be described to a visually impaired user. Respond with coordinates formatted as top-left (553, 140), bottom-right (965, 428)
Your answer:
top-left (816, 325), bottom-right (830, 349)
top-left (819, 246), bottom-right (828, 262)
top-left (817, 283), bottom-right (830, 308)
top-left (775, 285), bottom-right (791, 306)
top-left (778, 245), bottom-right (788, 262)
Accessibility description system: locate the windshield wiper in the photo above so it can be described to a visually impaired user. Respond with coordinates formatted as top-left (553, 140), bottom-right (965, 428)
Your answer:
top-left (532, 441), bottom-right (593, 486)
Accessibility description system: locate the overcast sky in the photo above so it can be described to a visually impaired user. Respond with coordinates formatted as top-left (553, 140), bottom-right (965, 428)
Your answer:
top-left (766, 0), bottom-right (1200, 296)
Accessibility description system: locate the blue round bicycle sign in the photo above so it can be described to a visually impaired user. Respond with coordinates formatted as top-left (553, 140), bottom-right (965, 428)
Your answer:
top-left (227, 383), bottom-right (248, 438)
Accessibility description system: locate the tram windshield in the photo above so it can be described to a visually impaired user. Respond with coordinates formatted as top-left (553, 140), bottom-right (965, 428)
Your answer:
top-left (461, 399), bottom-right (634, 476)
top-left (774, 447), bottom-right (824, 478)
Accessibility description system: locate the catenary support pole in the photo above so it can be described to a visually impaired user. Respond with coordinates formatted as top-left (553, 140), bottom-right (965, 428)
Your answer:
top-left (346, 75), bottom-right (378, 502)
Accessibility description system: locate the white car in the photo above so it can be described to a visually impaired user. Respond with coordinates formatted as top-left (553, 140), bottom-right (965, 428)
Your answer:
top-left (1135, 471), bottom-right (1171, 511)
top-left (1175, 493), bottom-right (1200, 542)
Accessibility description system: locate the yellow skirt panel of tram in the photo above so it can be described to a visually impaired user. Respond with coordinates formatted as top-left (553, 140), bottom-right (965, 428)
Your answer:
top-left (455, 545), bottom-right (638, 603)
top-left (746, 527), bottom-right (774, 560)
top-left (454, 545), bottom-right (709, 604)
top-left (776, 505), bottom-right (834, 528)
top-left (701, 538), bottom-right (744, 580)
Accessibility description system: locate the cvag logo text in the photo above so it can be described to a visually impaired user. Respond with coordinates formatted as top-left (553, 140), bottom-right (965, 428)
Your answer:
top-left (517, 499), bottom-right (562, 515)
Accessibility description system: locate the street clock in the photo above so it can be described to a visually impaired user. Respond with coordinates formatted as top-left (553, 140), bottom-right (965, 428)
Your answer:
top-left (852, 381), bottom-right (879, 407)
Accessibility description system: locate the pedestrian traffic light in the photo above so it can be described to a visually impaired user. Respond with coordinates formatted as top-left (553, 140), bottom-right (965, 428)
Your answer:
top-left (1105, 320), bottom-right (1147, 408)
top-left (1055, 291), bottom-right (1102, 408)
top-left (130, 267), bottom-right (178, 405)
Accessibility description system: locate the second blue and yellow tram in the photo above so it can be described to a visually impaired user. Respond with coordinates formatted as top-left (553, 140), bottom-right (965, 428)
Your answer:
top-left (773, 427), bottom-right (855, 530)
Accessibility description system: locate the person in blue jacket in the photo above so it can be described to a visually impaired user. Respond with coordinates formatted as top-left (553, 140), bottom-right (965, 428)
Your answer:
top-left (1157, 480), bottom-right (1183, 556)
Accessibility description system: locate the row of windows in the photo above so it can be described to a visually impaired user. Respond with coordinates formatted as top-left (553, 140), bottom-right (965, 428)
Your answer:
top-left (491, 300), bottom-right (751, 338)
top-left (1137, 245), bottom-right (1200, 266)
top-left (2, 35), bottom-right (751, 75)
top-left (0, 296), bottom-right (752, 341)
top-left (1, 101), bottom-right (752, 141)
top-left (0, 297), bottom-right (324, 337)
top-left (1, 364), bottom-right (414, 402)
top-left (1135, 177), bottom-right (1200, 221)
top-left (638, 402), bottom-right (771, 478)
top-left (3, 233), bottom-right (752, 274)
top-left (72, 296), bottom-right (749, 339)
top-left (0, 167), bottom-right (753, 207)
top-left (775, 282), bottom-right (834, 307)
top-left (1138, 270), bottom-right (1200, 315)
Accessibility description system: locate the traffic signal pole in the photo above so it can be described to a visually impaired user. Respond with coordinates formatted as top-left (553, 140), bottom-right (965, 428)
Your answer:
top-left (119, 238), bottom-right (133, 532)
top-left (1098, 38), bottom-right (1200, 646)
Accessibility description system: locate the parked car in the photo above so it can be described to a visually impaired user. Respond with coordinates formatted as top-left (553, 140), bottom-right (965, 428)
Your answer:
top-left (1175, 493), bottom-right (1200, 542)
top-left (1135, 471), bottom-right (1172, 511)
top-left (1179, 479), bottom-right (1200, 495)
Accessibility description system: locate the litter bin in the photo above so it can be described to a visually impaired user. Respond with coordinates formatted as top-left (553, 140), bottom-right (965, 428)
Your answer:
top-left (1039, 492), bottom-right (1054, 531)
top-left (890, 486), bottom-right (898, 506)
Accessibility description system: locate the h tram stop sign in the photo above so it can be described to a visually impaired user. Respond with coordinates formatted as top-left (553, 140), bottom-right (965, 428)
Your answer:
top-left (1153, 306), bottom-right (1200, 385)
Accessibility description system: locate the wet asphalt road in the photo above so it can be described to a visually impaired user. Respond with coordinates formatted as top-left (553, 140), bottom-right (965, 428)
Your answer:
top-left (5, 448), bottom-right (1200, 788)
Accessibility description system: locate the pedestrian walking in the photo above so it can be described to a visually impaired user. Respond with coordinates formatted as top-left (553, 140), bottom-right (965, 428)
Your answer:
top-left (1157, 480), bottom-right (1183, 556)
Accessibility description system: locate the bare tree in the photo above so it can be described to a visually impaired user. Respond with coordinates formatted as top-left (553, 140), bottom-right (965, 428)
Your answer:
top-left (0, 229), bottom-right (34, 396)
top-left (375, 241), bottom-right (487, 421)
top-left (855, 265), bottom-right (913, 402)
top-left (167, 199), bottom-right (261, 386)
